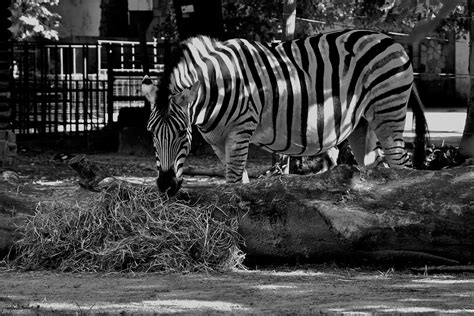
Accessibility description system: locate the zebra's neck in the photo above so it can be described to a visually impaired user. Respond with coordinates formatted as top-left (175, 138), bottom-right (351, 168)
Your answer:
top-left (168, 36), bottom-right (262, 131)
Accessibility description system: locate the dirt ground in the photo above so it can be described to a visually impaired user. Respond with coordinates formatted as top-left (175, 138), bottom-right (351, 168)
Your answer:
top-left (1, 151), bottom-right (474, 315)
top-left (1, 267), bottom-right (474, 315)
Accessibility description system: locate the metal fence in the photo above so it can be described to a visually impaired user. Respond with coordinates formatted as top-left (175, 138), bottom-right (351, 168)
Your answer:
top-left (11, 40), bottom-right (165, 135)
top-left (10, 35), bottom-right (463, 136)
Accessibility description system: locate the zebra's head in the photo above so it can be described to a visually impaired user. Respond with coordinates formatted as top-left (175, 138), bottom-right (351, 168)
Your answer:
top-left (142, 75), bottom-right (200, 196)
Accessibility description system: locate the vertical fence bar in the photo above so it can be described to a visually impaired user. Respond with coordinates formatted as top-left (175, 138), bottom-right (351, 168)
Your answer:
top-left (94, 43), bottom-right (98, 128)
top-left (73, 45), bottom-right (79, 134)
top-left (23, 43), bottom-right (29, 135)
top-left (38, 45), bottom-right (43, 134)
top-left (59, 45), bottom-right (66, 133)
top-left (32, 44), bottom-right (38, 134)
top-left (132, 43), bottom-right (136, 70)
top-left (120, 43), bottom-right (124, 70)
top-left (106, 44), bottom-right (114, 125)
top-left (72, 47), bottom-right (77, 75)
top-left (102, 44), bottom-right (107, 127)
top-left (54, 44), bottom-right (59, 133)
top-left (62, 47), bottom-right (67, 133)
top-left (59, 46), bottom-right (64, 75)
top-left (45, 46), bottom-right (49, 133)
top-left (83, 44), bottom-right (88, 134)
top-left (69, 45), bottom-right (74, 133)
top-left (41, 45), bottom-right (48, 133)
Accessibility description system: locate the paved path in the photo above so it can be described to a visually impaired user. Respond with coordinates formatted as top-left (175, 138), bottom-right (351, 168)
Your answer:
top-left (404, 108), bottom-right (467, 145)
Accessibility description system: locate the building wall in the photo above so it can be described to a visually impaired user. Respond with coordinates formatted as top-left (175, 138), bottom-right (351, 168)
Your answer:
top-left (52, 0), bottom-right (101, 39)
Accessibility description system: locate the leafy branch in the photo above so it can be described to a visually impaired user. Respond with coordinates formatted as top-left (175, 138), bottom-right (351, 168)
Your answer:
top-left (9, 0), bottom-right (61, 41)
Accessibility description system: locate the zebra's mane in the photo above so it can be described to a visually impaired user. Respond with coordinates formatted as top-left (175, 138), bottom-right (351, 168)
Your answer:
top-left (157, 36), bottom-right (220, 111)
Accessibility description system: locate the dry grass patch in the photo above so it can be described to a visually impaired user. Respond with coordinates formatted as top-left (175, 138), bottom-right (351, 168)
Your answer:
top-left (10, 182), bottom-right (245, 273)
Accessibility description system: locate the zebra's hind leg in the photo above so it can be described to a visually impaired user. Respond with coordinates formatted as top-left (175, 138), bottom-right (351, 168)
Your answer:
top-left (368, 110), bottom-right (411, 169)
top-left (347, 119), bottom-right (369, 167)
top-left (210, 142), bottom-right (227, 166)
top-left (347, 118), bottom-right (386, 168)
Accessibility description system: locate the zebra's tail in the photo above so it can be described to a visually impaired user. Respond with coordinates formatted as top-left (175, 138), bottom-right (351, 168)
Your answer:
top-left (411, 83), bottom-right (429, 169)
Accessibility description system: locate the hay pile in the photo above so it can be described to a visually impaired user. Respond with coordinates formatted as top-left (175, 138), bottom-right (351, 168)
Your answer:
top-left (11, 182), bottom-right (245, 273)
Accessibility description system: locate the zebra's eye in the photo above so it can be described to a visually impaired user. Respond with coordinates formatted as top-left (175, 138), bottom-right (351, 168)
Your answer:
top-left (178, 130), bottom-right (187, 139)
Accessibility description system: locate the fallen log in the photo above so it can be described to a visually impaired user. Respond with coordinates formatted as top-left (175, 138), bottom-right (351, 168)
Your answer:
top-left (68, 155), bottom-right (110, 191)
top-left (1, 164), bottom-right (473, 266)
top-left (217, 165), bottom-right (474, 265)
top-left (0, 193), bottom-right (37, 254)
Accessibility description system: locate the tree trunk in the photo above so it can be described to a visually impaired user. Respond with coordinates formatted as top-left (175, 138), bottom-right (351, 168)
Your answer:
top-left (2, 164), bottom-right (473, 265)
top-left (276, 0), bottom-right (298, 174)
top-left (282, 0), bottom-right (296, 41)
top-left (460, 0), bottom-right (474, 158)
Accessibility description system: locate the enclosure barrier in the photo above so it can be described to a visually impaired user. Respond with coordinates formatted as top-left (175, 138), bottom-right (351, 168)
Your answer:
top-left (10, 40), bottom-right (165, 136)
top-left (9, 35), bottom-right (462, 136)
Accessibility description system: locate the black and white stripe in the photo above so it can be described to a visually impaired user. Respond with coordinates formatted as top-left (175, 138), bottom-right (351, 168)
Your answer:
top-left (143, 29), bottom-right (426, 193)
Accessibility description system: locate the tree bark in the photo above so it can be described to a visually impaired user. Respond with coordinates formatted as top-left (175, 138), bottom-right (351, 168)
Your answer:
top-left (1, 165), bottom-right (473, 265)
top-left (0, 193), bottom-right (36, 254)
top-left (282, 0), bottom-right (296, 41)
top-left (460, 0), bottom-right (474, 158)
top-left (68, 155), bottom-right (110, 191)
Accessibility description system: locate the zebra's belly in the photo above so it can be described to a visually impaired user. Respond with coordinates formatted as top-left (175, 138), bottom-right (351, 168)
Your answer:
top-left (251, 118), bottom-right (356, 156)
top-left (252, 140), bottom-right (337, 156)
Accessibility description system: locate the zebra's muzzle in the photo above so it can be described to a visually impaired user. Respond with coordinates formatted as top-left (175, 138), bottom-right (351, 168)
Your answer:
top-left (157, 168), bottom-right (182, 196)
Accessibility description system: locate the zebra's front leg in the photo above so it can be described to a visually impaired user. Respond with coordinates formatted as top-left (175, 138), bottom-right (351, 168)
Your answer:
top-left (224, 132), bottom-right (251, 184)
top-left (211, 141), bottom-right (249, 183)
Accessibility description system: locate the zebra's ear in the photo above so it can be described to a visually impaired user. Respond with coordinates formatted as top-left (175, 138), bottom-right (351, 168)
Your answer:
top-left (141, 75), bottom-right (157, 104)
top-left (171, 81), bottom-right (201, 107)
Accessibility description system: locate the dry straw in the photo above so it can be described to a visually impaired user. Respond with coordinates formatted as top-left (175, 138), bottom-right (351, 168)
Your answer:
top-left (11, 182), bottom-right (245, 273)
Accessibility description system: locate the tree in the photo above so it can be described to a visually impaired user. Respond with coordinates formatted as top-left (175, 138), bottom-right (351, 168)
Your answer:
top-left (293, 0), bottom-right (467, 38)
top-left (460, 0), bottom-right (474, 158)
top-left (282, 0), bottom-right (296, 40)
top-left (9, 0), bottom-right (61, 41)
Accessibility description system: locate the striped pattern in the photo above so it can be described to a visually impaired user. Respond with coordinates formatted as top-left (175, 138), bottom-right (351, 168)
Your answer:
top-left (147, 102), bottom-right (191, 180)
top-left (144, 29), bottom-right (426, 191)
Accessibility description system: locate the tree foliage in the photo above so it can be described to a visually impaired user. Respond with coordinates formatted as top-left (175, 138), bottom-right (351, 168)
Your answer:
top-left (153, 1), bottom-right (179, 42)
top-left (222, 0), bottom-right (282, 41)
top-left (295, 0), bottom-right (468, 39)
top-left (154, 0), bottom-right (283, 42)
top-left (9, 0), bottom-right (61, 41)
top-left (219, 0), bottom-right (469, 41)
top-left (153, 1), bottom-right (467, 42)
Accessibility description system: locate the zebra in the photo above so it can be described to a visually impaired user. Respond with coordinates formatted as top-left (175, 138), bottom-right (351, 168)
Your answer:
top-left (142, 29), bottom-right (427, 195)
